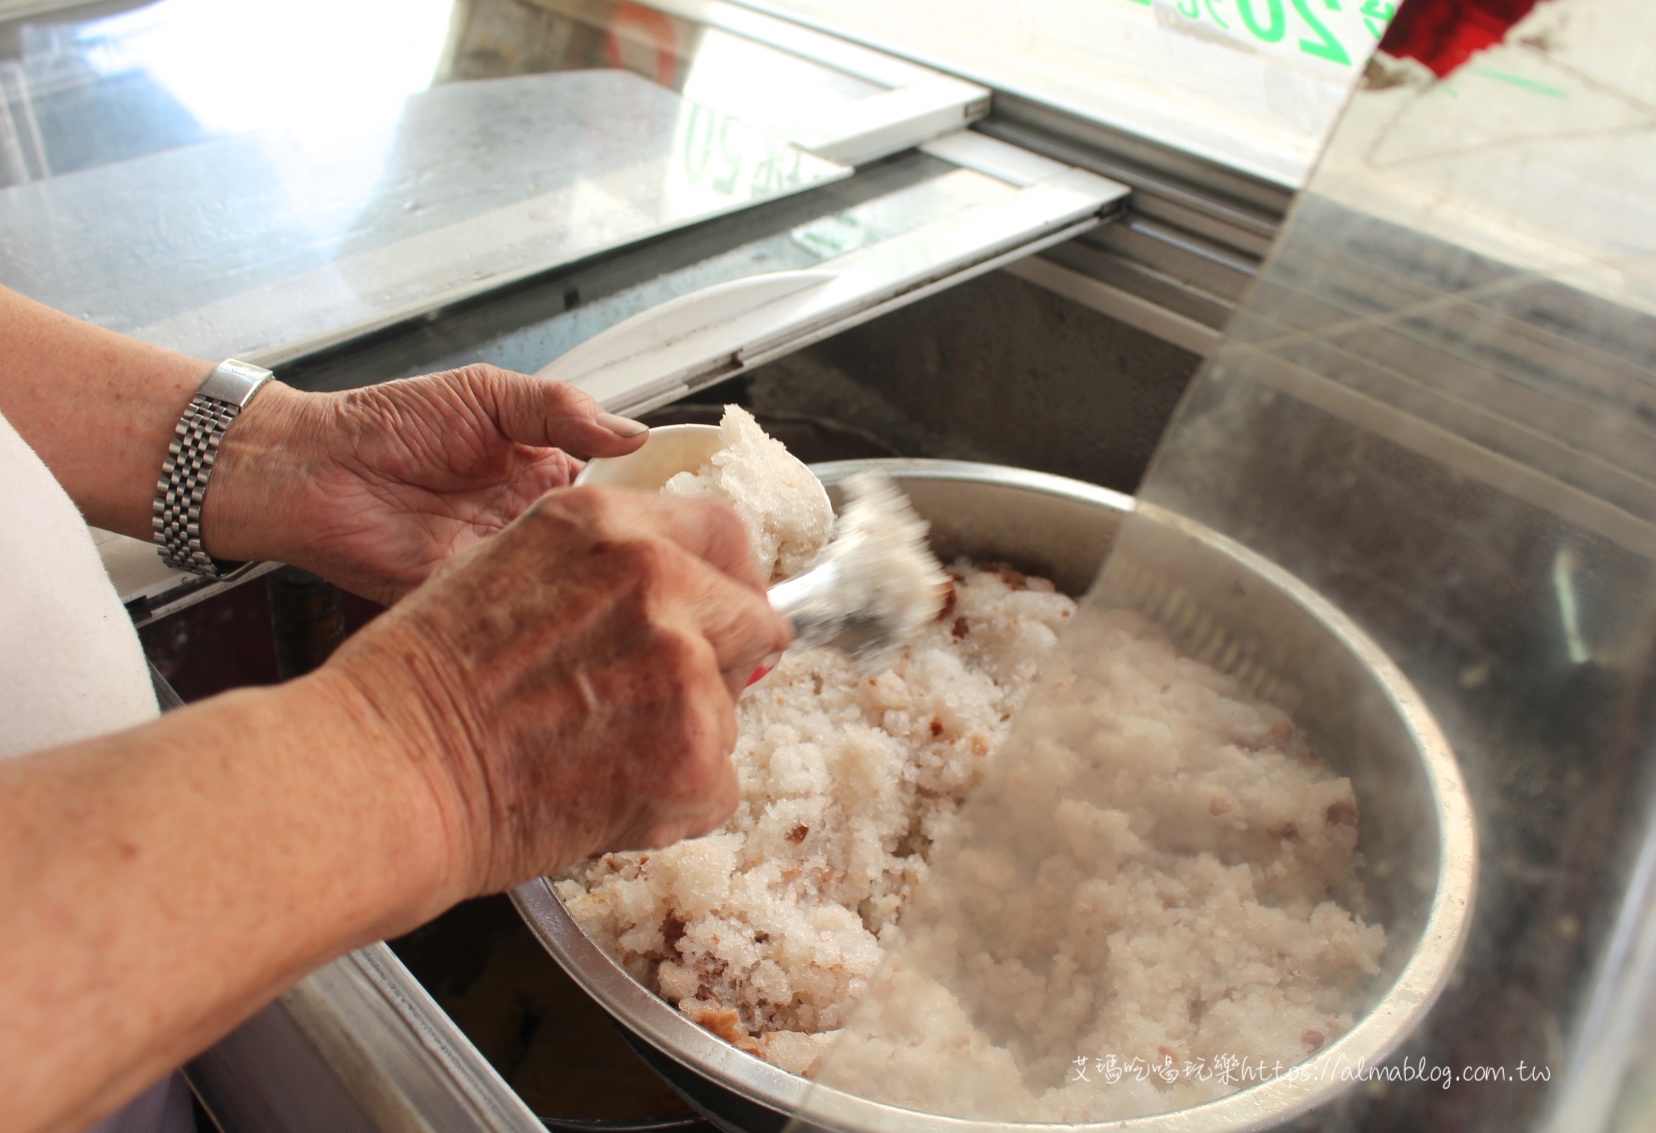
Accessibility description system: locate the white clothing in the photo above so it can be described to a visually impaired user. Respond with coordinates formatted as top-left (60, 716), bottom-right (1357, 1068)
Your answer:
top-left (0, 410), bottom-right (157, 755)
top-left (0, 408), bottom-right (192, 1133)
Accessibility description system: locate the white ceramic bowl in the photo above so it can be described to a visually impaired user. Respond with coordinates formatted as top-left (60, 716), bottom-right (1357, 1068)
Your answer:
top-left (574, 424), bottom-right (725, 491)
top-left (575, 421), bottom-right (834, 529)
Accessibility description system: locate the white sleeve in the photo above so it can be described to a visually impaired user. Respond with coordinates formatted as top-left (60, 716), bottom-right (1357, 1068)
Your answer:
top-left (0, 408), bottom-right (158, 760)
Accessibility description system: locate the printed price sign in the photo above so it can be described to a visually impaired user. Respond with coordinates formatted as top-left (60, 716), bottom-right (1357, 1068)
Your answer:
top-left (1148, 0), bottom-right (1396, 70)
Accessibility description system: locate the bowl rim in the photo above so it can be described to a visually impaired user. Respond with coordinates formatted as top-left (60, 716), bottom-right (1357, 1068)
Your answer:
top-left (513, 458), bottom-right (1478, 1133)
top-left (573, 423), bottom-right (723, 490)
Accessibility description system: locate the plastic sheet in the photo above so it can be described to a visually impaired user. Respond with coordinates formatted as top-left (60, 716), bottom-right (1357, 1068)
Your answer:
top-left (785, 0), bottom-right (1656, 1128)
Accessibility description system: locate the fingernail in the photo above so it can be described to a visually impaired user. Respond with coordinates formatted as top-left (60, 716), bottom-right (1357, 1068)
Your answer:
top-left (597, 412), bottom-right (648, 437)
top-left (745, 650), bottom-right (784, 688)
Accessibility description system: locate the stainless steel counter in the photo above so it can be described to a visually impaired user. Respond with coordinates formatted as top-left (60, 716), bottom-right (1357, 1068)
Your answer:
top-left (189, 944), bottom-right (544, 1133)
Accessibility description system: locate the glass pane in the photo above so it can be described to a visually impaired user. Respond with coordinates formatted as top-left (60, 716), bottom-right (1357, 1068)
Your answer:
top-left (746, 0), bottom-right (1398, 186)
top-left (446, 0), bottom-right (886, 137)
top-left (778, 0), bottom-right (1656, 1129)
top-left (0, 0), bottom-right (847, 363)
top-left (0, 0), bottom-right (460, 181)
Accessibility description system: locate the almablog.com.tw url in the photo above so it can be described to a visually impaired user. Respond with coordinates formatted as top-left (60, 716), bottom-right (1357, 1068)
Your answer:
top-left (1070, 1054), bottom-right (1552, 1090)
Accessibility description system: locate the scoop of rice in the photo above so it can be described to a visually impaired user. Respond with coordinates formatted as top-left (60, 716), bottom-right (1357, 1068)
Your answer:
top-left (786, 472), bottom-right (950, 668)
top-left (662, 406), bottom-right (832, 583)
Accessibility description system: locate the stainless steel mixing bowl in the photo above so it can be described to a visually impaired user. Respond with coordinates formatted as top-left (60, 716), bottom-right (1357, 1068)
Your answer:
top-left (513, 459), bottom-right (1477, 1133)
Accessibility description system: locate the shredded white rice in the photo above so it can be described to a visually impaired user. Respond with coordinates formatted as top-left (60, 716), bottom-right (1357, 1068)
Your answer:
top-left (808, 600), bottom-right (1387, 1121)
top-left (559, 422), bottom-right (1384, 1120)
top-left (558, 566), bottom-right (1385, 1111)
top-left (558, 563), bottom-right (1074, 1076)
top-left (787, 471), bottom-right (950, 668)
top-left (661, 405), bottom-right (832, 584)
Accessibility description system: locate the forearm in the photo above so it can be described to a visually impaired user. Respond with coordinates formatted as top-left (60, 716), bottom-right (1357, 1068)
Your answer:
top-left (0, 673), bottom-right (465, 1133)
top-left (0, 286), bottom-right (213, 539)
top-left (0, 290), bottom-right (651, 601)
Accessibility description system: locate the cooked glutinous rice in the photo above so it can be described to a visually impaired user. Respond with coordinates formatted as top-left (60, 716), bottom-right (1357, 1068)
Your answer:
top-left (557, 419), bottom-right (1384, 1121)
top-left (661, 405), bottom-right (832, 584)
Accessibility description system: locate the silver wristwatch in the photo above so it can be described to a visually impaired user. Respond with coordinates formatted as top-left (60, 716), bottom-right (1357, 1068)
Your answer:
top-left (151, 359), bottom-right (274, 576)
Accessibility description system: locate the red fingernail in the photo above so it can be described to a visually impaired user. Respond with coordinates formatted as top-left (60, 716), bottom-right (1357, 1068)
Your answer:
top-left (745, 651), bottom-right (784, 687)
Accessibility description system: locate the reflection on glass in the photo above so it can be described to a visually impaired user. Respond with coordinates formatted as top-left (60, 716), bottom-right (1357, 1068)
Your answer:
top-left (80, 0), bottom-right (454, 137)
top-left (0, 1), bottom-right (849, 362)
top-left (442, 0), bottom-right (880, 141)
top-left (676, 24), bottom-right (879, 138)
top-left (0, 0), bottom-right (454, 186)
top-left (745, 0), bottom-right (1396, 185)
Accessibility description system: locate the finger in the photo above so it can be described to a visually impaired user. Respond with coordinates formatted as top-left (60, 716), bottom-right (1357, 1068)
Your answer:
top-left (520, 488), bottom-right (787, 674)
top-left (551, 486), bottom-right (770, 594)
top-left (649, 753), bottom-right (741, 846)
top-left (661, 649), bottom-right (743, 835)
top-left (622, 492), bottom-right (770, 595)
top-left (552, 489), bottom-right (790, 691)
top-left (671, 557), bottom-right (792, 698)
top-left (457, 364), bottom-right (650, 459)
top-left (507, 448), bottom-right (585, 498)
top-left (608, 639), bottom-right (742, 851)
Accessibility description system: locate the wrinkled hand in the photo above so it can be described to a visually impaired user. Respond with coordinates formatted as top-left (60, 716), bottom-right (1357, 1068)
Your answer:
top-left (205, 365), bottom-right (649, 604)
top-left (317, 486), bottom-right (792, 892)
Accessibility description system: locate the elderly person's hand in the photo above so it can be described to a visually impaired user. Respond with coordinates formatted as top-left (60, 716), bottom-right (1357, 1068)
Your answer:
top-left (319, 486), bottom-right (790, 890)
top-left (201, 365), bottom-right (650, 604)
top-left (0, 285), bottom-right (803, 1133)
top-left (0, 476), bottom-right (792, 1133)
top-left (0, 280), bottom-right (806, 1133)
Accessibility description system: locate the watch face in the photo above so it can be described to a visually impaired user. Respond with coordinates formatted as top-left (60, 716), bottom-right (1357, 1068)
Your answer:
top-left (199, 360), bottom-right (274, 408)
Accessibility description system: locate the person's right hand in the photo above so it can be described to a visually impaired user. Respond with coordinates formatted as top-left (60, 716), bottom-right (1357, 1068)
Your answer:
top-left (314, 485), bottom-right (791, 897)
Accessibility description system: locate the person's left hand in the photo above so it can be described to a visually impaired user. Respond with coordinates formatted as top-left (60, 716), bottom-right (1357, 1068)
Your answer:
top-left (203, 365), bottom-right (650, 604)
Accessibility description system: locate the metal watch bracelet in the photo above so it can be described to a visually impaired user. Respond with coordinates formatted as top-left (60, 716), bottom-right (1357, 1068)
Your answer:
top-left (151, 359), bottom-right (274, 577)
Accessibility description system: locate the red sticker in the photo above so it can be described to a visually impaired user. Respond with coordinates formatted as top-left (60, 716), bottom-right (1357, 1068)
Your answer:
top-left (1379, 0), bottom-right (1546, 77)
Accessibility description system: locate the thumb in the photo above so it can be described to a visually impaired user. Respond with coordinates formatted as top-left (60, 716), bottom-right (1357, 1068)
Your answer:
top-left (464, 365), bottom-right (650, 459)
